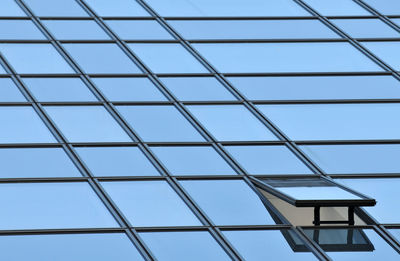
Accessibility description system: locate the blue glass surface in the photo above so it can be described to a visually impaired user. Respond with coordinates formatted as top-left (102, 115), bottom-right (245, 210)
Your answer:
top-left (76, 146), bottom-right (159, 176)
top-left (180, 180), bottom-right (276, 225)
top-left (0, 182), bottom-right (118, 229)
top-left (85, 0), bottom-right (149, 16)
top-left (389, 229), bottom-right (400, 242)
top-left (0, 0), bottom-right (26, 16)
top-left (106, 20), bottom-right (173, 40)
top-left (0, 78), bottom-right (26, 102)
top-left (257, 103), bottom-right (400, 140)
top-left (43, 20), bottom-right (110, 40)
top-left (151, 146), bottom-right (236, 175)
top-left (187, 105), bottom-right (277, 141)
top-left (362, 42), bottom-right (400, 70)
top-left (24, 0), bottom-right (89, 17)
top-left (303, 0), bottom-right (371, 15)
top-left (193, 42), bottom-right (381, 73)
top-left (140, 231), bottom-right (230, 261)
top-left (0, 44), bottom-right (74, 74)
top-left (332, 19), bottom-right (400, 38)
top-left (45, 106), bottom-right (131, 142)
top-left (128, 43), bottom-right (208, 73)
top-left (392, 18), bottom-right (400, 27)
top-left (364, 0), bottom-right (400, 15)
top-left (101, 181), bottom-right (201, 226)
top-left (0, 20), bottom-right (45, 40)
top-left (117, 105), bottom-right (205, 142)
top-left (0, 65), bottom-right (6, 74)
top-left (0, 233), bottom-right (144, 261)
top-left (63, 44), bottom-right (141, 74)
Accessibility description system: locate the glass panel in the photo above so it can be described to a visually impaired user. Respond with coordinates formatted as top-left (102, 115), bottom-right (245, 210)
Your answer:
top-left (363, 42), bottom-right (400, 70)
top-left (363, 0), bottom-right (400, 15)
top-left (91, 77), bottom-right (167, 102)
top-left (0, 0), bottom-right (26, 16)
top-left (302, 0), bottom-right (370, 16)
top-left (160, 77), bottom-right (236, 101)
top-left (225, 145), bottom-right (312, 175)
top-left (0, 44), bottom-right (74, 74)
top-left (0, 106), bottom-right (56, 144)
top-left (0, 233), bottom-right (144, 261)
top-left (301, 144), bottom-right (400, 174)
top-left (389, 229), bottom-right (400, 242)
top-left (0, 65), bottom-right (6, 74)
top-left (229, 75), bottom-right (400, 100)
top-left (180, 180), bottom-right (276, 225)
top-left (0, 20), bottom-right (45, 40)
top-left (24, 0), bottom-right (89, 17)
top-left (23, 77), bottom-right (97, 102)
top-left (85, 0), bottom-right (149, 16)
top-left (151, 146), bottom-right (236, 175)
top-left (101, 181), bottom-right (201, 226)
top-left (117, 105), bottom-right (205, 142)
top-left (45, 106), bottom-right (131, 142)
top-left (0, 78), bottom-right (26, 102)
top-left (0, 147), bottom-right (81, 178)
top-left (392, 18), bottom-right (400, 27)
top-left (140, 231), bottom-right (230, 261)
top-left (145, 0), bottom-right (310, 17)
top-left (187, 105), bottom-right (277, 141)
top-left (331, 19), bottom-right (400, 38)
top-left (43, 20), bottom-right (110, 40)
top-left (128, 43), bottom-right (207, 73)
top-left (106, 20), bottom-right (173, 40)
top-left (257, 103), bottom-right (400, 140)
top-left (0, 182), bottom-right (118, 229)
top-left (63, 44), bottom-right (141, 74)
top-left (170, 20), bottom-right (338, 40)
top-left (193, 42), bottom-right (381, 73)
top-left (76, 146), bottom-right (159, 176)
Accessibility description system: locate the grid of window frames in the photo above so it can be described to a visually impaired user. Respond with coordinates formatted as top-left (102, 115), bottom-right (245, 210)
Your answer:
top-left (1, 0), bottom-right (400, 260)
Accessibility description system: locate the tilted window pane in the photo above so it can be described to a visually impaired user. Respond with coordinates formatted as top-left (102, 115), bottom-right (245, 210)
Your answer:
top-left (389, 229), bottom-right (400, 242)
top-left (84, 0), bottom-right (149, 16)
top-left (362, 42), bottom-right (400, 70)
top-left (101, 181), bottom-right (201, 226)
top-left (0, 0), bottom-right (26, 16)
top-left (76, 146), bottom-right (159, 176)
top-left (0, 65), bottom-right (6, 74)
top-left (0, 182), bottom-right (118, 229)
top-left (193, 43), bottom-right (381, 73)
top-left (151, 146), bottom-right (236, 175)
top-left (363, 0), bottom-right (400, 15)
top-left (0, 20), bottom-right (45, 40)
top-left (302, 0), bottom-right (370, 16)
top-left (331, 19), bottom-right (400, 38)
top-left (392, 18), bottom-right (400, 27)
top-left (43, 20), bottom-right (110, 40)
top-left (45, 106), bottom-right (131, 142)
top-left (0, 78), bottom-right (26, 102)
top-left (257, 103), bottom-right (400, 140)
top-left (106, 20), bottom-right (173, 40)
top-left (0, 233), bottom-right (144, 261)
top-left (24, 0), bottom-right (89, 17)
top-left (140, 231), bottom-right (230, 261)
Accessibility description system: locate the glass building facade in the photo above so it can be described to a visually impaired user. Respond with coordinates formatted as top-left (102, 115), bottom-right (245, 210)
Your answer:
top-left (1, 0), bottom-right (400, 260)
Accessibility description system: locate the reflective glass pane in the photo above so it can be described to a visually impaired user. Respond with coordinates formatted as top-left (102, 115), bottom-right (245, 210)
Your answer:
top-left (0, 44), bottom-right (74, 74)
top-left (193, 43), bottom-right (381, 73)
top-left (303, 0), bottom-right (370, 15)
top-left (0, 20), bottom-right (45, 40)
top-left (187, 105), bottom-right (277, 141)
top-left (0, 147), bottom-right (81, 178)
top-left (151, 146), bottom-right (236, 175)
top-left (225, 145), bottom-right (312, 175)
top-left (140, 231), bottom-right (230, 261)
top-left (0, 182), bottom-right (118, 229)
top-left (0, 65), bottom-right (5, 74)
top-left (128, 43), bottom-right (207, 73)
top-left (23, 77), bottom-right (97, 102)
top-left (0, 78), bottom-right (26, 102)
top-left (392, 18), bottom-right (400, 27)
top-left (0, 0), bottom-right (26, 16)
top-left (229, 75), bottom-right (400, 100)
top-left (364, 0), bottom-right (400, 15)
top-left (0, 233), bottom-right (144, 261)
top-left (43, 20), bottom-right (110, 40)
top-left (257, 103), bottom-right (400, 140)
top-left (24, 0), bottom-right (89, 16)
top-left (76, 146), bottom-right (159, 176)
top-left (92, 77), bottom-right (167, 101)
top-left (102, 181), bottom-right (201, 226)
top-left (332, 19), bottom-right (400, 38)
top-left (180, 180), bottom-right (276, 225)
top-left (117, 105), bottom-right (205, 142)
top-left (85, 0), bottom-right (149, 16)
top-left (363, 42), bottom-right (400, 70)
top-left (45, 106), bottom-right (131, 142)
top-left (389, 229), bottom-right (400, 242)
top-left (63, 44), bottom-right (141, 74)
top-left (106, 20), bottom-right (173, 40)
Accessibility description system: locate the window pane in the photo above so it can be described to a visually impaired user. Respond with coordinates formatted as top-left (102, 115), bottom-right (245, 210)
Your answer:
top-left (331, 19), bottom-right (400, 38)
top-left (0, 20), bottom-right (45, 40)
top-left (193, 42), bottom-right (381, 73)
top-left (0, 44), bottom-right (74, 74)
top-left (106, 20), bottom-right (173, 40)
top-left (362, 42), bottom-right (400, 70)
top-left (151, 146), bottom-right (236, 175)
top-left (43, 20), bottom-right (110, 40)
top-left (0, 0), bottom-right (26, 16)
top-left (101, 181), bottom-right (201, 226)
top-left (225, 145), bottom-right (312, 175)
top-left (160, 77), bottom-right (236, 101)
top-left (257, 103), bottom-right (400, 140)
top-left (140, 231), bottom-right (230, 261)
top-left (85, 0), bottom-right (149, 16)
top-left (0, 147), bottom-right (81, 178)
top-left (45, 106), bottom-right (131, 142)
top-left (302, 0), bottom-right (370, 16)
top-left (128, 43), bottom-right (207, 73)
top-left (0, 233), bottom-right (144, 261)
top-left (0, 106), bottom-right (56, 144)
top-left (170, 20), bottom-right (338, 40)
top-left (23, 77), bottom-right (97, 102)
top-left (229, 75), bottom-right (400, 100)
top-left (363, 0), bottom-right (400, 15)
top-left (76, 146), bottom-right (159, 176)
top-left (0, 182), bottom-right (118, 229)
top-left (389, 229), bottom-right (400, 242)
top-left (63, 44), bottom-right (141, 74)
top-left (301, 144), bottom-right (400, 174)
top-left (92, 77), bottom-right (167, 102)
top-left (392, 18), bottom-right (400, 27)
top-left (180, 180), bottom-right (276, 225)
top-left (187, 105), bottom-right (277, 141)
top-left (0, 78), bottom-right (26, 102)
top-left (24, 0), bottom-right (89, 16)
top-left (117, 105), bottom-right (205, 142)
